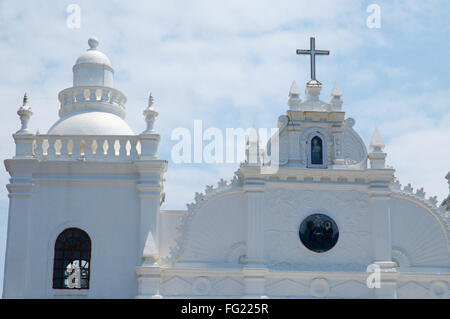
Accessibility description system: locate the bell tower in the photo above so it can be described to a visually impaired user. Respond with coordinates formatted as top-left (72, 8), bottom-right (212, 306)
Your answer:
top-left (3, 38), bottom-right (167, 298)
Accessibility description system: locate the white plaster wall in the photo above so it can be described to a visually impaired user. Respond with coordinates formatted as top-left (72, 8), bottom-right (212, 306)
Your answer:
top-left (160, 274), bottom-right (244, 297)
top-left (23, 179), bottom-right (140, 298)
top-left (263, 185), bottom-right (372, 270)
top-left (153, 180), bottom-right (450, 298)
top-left (159, 210), bottom-right (186, 261)
top-left (265, 275), bottom-right (374, 298)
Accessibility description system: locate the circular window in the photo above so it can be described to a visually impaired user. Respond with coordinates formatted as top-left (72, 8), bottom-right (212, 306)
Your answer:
top-left (299, 214), bottom-right (339, 253)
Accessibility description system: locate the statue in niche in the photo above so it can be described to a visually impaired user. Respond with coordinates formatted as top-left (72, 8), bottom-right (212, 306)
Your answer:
top-left (311, 136), bottom-right (323, 164)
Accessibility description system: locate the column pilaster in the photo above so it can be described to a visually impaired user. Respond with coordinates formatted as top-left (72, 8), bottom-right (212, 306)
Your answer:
top-left (368, 170), bottom-right (397, 298)
top-left (3, 158), bottom-right (38, 298)
top-left (243, 178), bottom-right (267, 298)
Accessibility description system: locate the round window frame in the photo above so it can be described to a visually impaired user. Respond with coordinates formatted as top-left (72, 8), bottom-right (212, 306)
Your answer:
top-left (298, 213), bottom-right (339, 254)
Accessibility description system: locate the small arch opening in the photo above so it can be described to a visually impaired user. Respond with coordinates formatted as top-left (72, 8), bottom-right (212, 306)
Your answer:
top-left (307, 132), bottom-right (327, 168)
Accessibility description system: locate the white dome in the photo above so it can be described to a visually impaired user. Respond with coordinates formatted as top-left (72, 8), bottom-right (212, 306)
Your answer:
top-left (49, 38), bottom-right (134, 136)
top-left (48, 112), bottom-right (134, 135)
top-left (75, 49), bottom-right (112, 68)
top-left (74, 37), bottom-right (112, 68)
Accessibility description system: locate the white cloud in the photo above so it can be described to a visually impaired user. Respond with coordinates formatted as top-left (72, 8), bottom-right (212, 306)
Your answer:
top-left (162, 163), bottom-right (239, 210)
top-left (385, 112), bottom-right (450, 202)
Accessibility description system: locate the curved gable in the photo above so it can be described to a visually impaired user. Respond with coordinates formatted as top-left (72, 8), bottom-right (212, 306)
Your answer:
top-left (390, 194), bottom-right (450, 267)
top-left (165, 178), bottom-right (246, 265)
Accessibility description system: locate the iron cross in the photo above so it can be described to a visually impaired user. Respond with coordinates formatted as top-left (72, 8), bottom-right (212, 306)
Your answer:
top-left (296, 37), bottom-right (330, 81)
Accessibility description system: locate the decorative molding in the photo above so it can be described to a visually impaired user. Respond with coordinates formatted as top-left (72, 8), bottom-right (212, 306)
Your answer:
top-left (161, 276), bottom-right (192, 296)
top-left (397, 281), bottom-right (428, 299)
top-left (429, 281), bottom-right (449, 299)
top-left (265, 278), bottom-right (309, 296)
top-left (213, 277), bottom-right (244, 296)
top-left (310, 278), bottom-right (330, 297)
top-left (390, 178), bottom-right (450, 241)
top-left (391, 248), bottom-right (411, 268)
top-left (192, 277), bottom-right (211, 295)
top-left (342, 125), bottom-right (367, 168)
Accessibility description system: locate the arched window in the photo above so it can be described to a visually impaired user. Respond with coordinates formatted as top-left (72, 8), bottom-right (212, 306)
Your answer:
top-left (307, 132), bottom-right (327, 168)
top-left (53, 228), bottom-right (91, 289)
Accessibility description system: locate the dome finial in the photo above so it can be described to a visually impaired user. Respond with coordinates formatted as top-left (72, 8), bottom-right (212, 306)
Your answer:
top-left (88, 37), bottom-right (99, 50)
top-left (22, 92), bottom-right (28, 106)
top-left (143, 93), bottom-right (158, 134)
top-left (148, 92), bottom-right (154, 108)
top-left (17, 92), bottom-right (33, 134)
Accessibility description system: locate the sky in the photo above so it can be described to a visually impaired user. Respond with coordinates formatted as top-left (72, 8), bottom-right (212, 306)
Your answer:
top-left (0, 0), bottom-right (449, 294)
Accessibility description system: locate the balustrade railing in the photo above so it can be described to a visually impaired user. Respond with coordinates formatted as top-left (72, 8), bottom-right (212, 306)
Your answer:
top-left (58, 86), bottom-right (127, 118)
top-left (33, 135), bottom-right (140, 161)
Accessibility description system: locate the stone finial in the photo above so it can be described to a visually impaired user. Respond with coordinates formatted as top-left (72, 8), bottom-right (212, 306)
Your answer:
top-left (231, 174), bottom-right (239, 186)
top-left (218, 178), bottom-right (227, 188)
top-left (205, 185), bottom-right (214, 194)
top-left (140, 92), bottom-right (161, 159)
top-left (331, 83), bottom-right (342, 97)
top-left (330, 83), bottom-right (343, 110)
top-left (288, 80), bottom-right (301, 110)
top-left (370, 128), bottom-right (385, 151)
top-left (22, 92), bottom-right (28, 106)
top-left (246, 125), bottom-right (261, 165)
top-left (429, 196), bottom-right (438, 206)
top-left (391, 178), bottom-right (401, 191)
top-left (88, 37), bottom-right (99, 50)
top-left (194, 192), bottom-right (205, 203)
top-left (442, 172), bottom-right (450, 211)
top-left (442, 195), bottom-right (450, 211)
top-left (289, 80), bottom-right (301, 95)
top-left (142, 93), bottom-right (158, 134)
top-left (415, 187), bottom-right (425, 199)
top-left (148, 92), bottom-right (154, 108)
top-left (297, 80), bottom-right (329, 111)
top-left (305, 80), bottom-right (322, 101)
top-left (446, 171), bottom-right (450, 189)
top-left (368, 128), bottom-right (387, 169)
top-left (16, 93), bottom-right (33, 134)
top-left (403, 183), bottom-right (413, 193)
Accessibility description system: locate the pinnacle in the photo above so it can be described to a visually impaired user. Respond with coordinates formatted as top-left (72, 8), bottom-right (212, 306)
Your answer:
top-left (289, 80), bottom-right (300, 96)
top-left (331, 83), bottom-right (342, 97)
top-left (148, 92), bottom-right (154, 108)
top-left (370, 127), bottom-right (385, 151)
top-left (23, 92), bottom-right (28, 106)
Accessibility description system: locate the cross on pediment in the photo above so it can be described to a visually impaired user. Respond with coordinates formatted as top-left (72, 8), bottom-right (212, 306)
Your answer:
top-left (296, 37), bottom-right (330, 83)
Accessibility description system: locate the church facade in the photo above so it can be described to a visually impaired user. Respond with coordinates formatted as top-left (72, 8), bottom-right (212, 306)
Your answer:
top-left (2, 38), bottom-right (449, 299)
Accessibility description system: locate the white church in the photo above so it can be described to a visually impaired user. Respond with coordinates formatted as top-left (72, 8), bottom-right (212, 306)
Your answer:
top-left (2, 37), bottom-right (449, 299)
